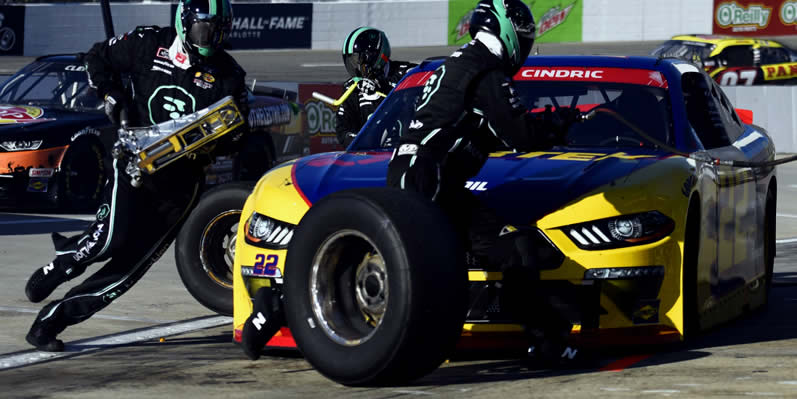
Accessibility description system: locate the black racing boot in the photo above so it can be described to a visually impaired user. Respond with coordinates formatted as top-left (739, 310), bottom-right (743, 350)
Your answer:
top-left (25, 262), bottom-right (69, 303)
top-left (241, 286), bottom-right (285, 360)
top-left (527, 329), bottom-right (592, 369)
top-left (25, 320), bottom-right (64, 352)
top-left (25, 233), bottom-right (86, 303)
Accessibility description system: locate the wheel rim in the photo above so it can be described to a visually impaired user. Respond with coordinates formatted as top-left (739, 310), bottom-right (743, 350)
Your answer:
top-left (199, 210), bottom-right (240, 289)
top-left (310, 229), bottom-right (387, 346)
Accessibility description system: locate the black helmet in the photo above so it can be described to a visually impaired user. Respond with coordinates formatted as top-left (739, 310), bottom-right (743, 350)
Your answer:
top-left (342, 27), bottom-right (392, 80)
top-left (175, 0), bottom-right (233, 62)
top-left (469, 0), bottom-right (536, 74)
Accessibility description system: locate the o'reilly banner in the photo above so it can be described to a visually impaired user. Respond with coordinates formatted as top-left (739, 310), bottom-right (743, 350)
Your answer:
top-left (172, 3), bottom-right (312, 50)
top-left (713, 0), bottom-right (797, 36)
top-left (0, 6), bottom-right (25, 56)
top-left (448, 0), bottom-right (582, 46)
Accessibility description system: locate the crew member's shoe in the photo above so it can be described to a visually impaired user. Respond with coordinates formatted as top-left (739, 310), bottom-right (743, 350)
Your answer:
top-left (528, 339), bottom-right (592, 369)
top-left (241, 286), bottom-right (285, 361)
top-left (25, 262), bottom-right (69, 303)
top-left (25, 323), bottom-right (64, 352)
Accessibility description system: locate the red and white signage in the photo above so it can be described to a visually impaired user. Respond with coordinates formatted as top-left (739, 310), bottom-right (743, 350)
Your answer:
top-left (514, 67), bottom-right (669, 88)
top-left (713, 0), bottom-right (797, 36)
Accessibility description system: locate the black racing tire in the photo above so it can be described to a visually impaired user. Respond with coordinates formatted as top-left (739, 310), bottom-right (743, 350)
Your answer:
top-left (175, 182), bottom-right (254, 316)
top-left (284, 187), bottom-right (467, 386)
top-left (763, 184), bottom-right (776, 304)
top-left (682, 197), bottom-right (701, 339)
top-left (58, 139), bottom-right (107, 211)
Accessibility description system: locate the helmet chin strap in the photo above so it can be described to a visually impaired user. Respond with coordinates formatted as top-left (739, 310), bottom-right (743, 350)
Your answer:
top-left (474, 31), bottom-right (504, 59)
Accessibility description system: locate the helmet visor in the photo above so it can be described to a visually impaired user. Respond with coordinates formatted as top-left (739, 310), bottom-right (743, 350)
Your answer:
top-left (506, 1), bottom-right (535, 39)
top-left (186, 14), bottom-right (223, 49)
top-left (344, 52), bottom-right (380, 78)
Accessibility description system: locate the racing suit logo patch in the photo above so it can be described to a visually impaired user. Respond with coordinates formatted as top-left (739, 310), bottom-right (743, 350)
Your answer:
top-left (397, 143), bottom-right (418, 156)
top-left (96, 204), bottom-right (110, 221)
top-left (156, 47), bottom-right (169, 59)
top-left (193, 79), bottom-right (212, 89)
top-left (147, 85), bottom-right (197, 124)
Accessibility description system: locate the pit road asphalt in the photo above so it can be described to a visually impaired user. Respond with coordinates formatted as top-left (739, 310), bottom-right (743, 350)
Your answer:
top-left (1, 40), bottom-right (797, 398)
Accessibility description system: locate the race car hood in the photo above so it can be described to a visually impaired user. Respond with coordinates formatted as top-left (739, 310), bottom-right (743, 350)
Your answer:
top-left (290, 148), bottom-right (665, 224)
top-left (0, 105), bottom-right (108, 145)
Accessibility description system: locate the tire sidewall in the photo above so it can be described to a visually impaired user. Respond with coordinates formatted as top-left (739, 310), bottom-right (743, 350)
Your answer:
top-left (285, 196), bottom-right (412, 382)
top-left (59, 139), bottom-right (106, 210)
top-left (682, 198), bottom-right (701, 339)
top-left (175, 182), bottom-right (253, 315)
top-left (284, 188), bottom-right (466, 385)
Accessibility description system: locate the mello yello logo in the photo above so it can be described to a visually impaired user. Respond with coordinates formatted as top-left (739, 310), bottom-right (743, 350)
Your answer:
top-left (716, 2), bottom-right (772, 27)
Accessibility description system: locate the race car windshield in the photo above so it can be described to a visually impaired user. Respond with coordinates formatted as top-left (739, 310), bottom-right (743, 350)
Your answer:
top-left (0, 61), bottom-right (100, 111)
top-left (651, 41), bottom-right (714, 64)
top-left (351, 79), bottom-right (673, 151)
top-left (517, 81), bottom-right (673, 148)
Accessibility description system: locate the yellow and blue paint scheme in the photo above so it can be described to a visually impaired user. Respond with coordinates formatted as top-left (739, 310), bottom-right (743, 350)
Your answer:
top-left (232, 55), bottom-right (777, 348)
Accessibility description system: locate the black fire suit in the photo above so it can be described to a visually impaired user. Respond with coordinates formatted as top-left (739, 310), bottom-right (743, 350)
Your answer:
top-left (386, 38), bottom-right (537, 221)
top-left (29, 26), bottom-right (249, 338)
top-left (335, 61), bottom-right (416, 147)
top-left (386, 38), bottom-right (573, 350)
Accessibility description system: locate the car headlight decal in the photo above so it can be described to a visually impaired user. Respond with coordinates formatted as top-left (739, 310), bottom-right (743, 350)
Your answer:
top-left (245, 211), bottom-right (295, 249)
top-left (563, 211), bottom-right (674, 250)
top-left (0, 140), bottom-right (43, 151)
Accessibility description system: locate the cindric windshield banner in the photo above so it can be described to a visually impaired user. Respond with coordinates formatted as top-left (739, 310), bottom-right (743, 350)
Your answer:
top-left (514, 67), bottom-right (669, 88)
top-left (713, 0), bottom-right (797, 36)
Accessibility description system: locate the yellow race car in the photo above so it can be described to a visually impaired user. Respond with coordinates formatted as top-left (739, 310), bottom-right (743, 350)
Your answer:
top-left (232, 55), bottom-right (777, 385)
top-left (651, 34), bottom-right (797, 85)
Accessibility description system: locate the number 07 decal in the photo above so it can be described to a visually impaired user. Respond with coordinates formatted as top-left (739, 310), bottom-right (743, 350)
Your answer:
top-left (719, 70), bottom-right (757, 86)
top-left (254, 254), bottom-right (279, 275)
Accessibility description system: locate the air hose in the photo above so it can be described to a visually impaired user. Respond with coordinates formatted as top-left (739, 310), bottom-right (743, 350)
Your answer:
top-left (587, 108), bottom-right (797, 168)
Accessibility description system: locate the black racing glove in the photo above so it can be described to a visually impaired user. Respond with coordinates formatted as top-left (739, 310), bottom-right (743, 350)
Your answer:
top-left (103, 88), bottom-right (128, 126)
top-left (554, 106), bottom-right (583, 131)
top-left (542, 105), bottom-right (581, 146)
top-left (357, 78), bottom-right (378, 97)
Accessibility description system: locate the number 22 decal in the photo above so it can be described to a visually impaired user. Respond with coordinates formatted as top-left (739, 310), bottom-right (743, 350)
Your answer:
top-left (254, 254), bottom-right (279, 275)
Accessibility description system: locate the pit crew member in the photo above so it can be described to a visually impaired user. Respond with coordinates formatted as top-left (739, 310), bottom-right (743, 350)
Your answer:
top-left (23, 0), bottom-right (249, 352)
top-left (336, 27), bottom-right (417, 147)
top-left (386, 0), bottom-right (583, 365)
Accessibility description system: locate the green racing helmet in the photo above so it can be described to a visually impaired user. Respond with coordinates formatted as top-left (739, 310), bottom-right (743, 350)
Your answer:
top-left (341, 27), bottom-right (392, 80)
top-left (175, 0), bottom-right (233, 61)
top-left (469, 0), bottom-right (536, 74)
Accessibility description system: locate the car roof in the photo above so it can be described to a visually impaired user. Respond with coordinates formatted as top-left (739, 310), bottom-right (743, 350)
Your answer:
top-left (418, 54), bottom-right (687, 71)
top-left (416, 55), bottom-right (691, 81)
top-left (521, 55), bottom-right (674, 69)
top-left (34, 54), bottom-right (82, 63)
top-left (668, 34), bottom-right (787, 56)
